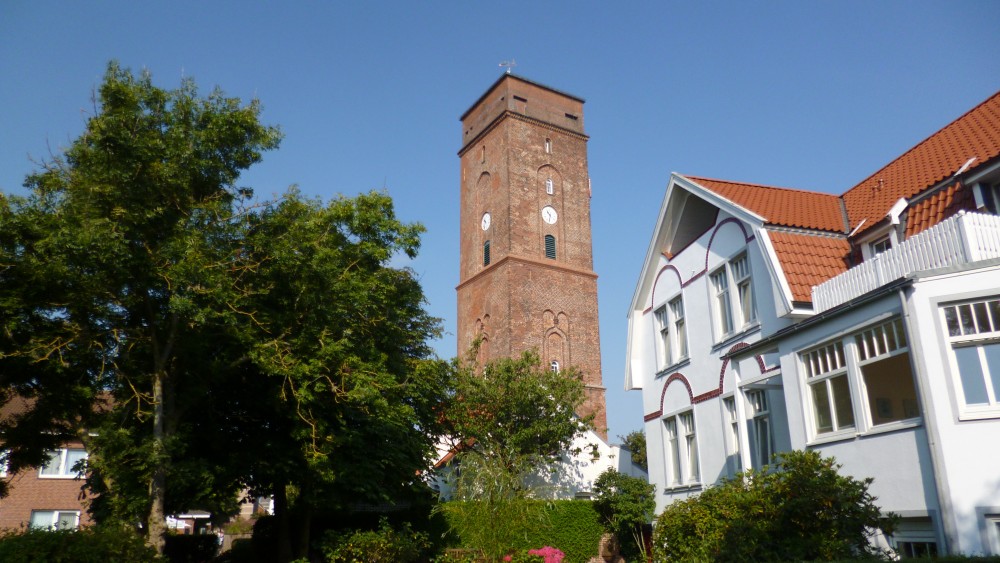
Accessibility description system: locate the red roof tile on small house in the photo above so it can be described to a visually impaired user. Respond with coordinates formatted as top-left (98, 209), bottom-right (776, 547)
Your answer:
top-left (767, 230), bottom-right (852, 303)
top-left (842, 91), bottom-right (1000, 236)
top-left (688, 176), bottom-right (846, 232)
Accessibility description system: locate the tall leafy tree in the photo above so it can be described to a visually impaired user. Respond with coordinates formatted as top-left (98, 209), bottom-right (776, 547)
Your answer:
top-left (619, 429), bottom-right (647, 471)
top-left (437, 351), bottom-right (592, 560)
top-left (1, 63), bottom-right (448, 560)
top-left (0, 61), bottom-right (280, 552)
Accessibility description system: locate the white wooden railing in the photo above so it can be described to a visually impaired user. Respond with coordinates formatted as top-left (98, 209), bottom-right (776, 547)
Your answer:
top-left (812, 211), bottom-right (1000, 312)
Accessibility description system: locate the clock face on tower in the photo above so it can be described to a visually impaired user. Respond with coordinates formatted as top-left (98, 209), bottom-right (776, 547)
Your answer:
top-left (541, 206), bottom-right (558, 224)
top-left (481, 212), bottom-right (491, 230)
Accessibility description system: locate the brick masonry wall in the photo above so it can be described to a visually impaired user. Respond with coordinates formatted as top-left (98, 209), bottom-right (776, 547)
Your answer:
top-left (0, 442), bottom-right (93, 529)
top-left (457, 75), bottom-right (607, 437)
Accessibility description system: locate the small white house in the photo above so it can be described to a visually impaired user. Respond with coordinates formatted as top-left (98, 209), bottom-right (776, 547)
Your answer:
top-left (432, 427), bottom-right (648, 501)
top-left (626, 90), bottom-right (1000, 556)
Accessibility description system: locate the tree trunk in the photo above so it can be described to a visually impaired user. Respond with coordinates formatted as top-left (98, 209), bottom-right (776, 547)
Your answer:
top-left (294, 504), bottom-right (312, 561)
top-left (147, 370), bottom-right (167, 554)
top-left (274, 481), bottom-right (293, 563)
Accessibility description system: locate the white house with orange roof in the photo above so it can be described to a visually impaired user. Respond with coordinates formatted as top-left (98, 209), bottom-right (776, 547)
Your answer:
top-left (626, 90), bottom-right (1000, 556)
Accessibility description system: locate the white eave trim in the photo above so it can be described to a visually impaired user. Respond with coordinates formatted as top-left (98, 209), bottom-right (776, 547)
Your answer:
top-left (756, 229), bottom-right (796, 316)
top-left (673, 173), bottom-right (768, 227)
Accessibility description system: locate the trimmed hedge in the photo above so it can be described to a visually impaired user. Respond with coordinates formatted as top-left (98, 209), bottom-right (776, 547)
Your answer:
top-left (0, 526), bottom-right (162, 563)
top-left (442, 499), bottom-right (603, 563)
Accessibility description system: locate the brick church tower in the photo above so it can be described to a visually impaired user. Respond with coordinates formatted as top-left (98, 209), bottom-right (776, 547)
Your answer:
top-left (456, 74), bottom-right (608, 437)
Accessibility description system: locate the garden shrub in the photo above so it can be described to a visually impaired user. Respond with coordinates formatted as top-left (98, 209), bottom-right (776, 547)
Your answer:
top-left (653, 450), bottom-right (895, 561)
top-left (442, 499), bottom-right (603, 563)
top-left (0, 525), bottom-right (162, 562)
top-left (316, 517), bottom-right (431, 563)
top-left (592, 468), bottom-right (655, 562)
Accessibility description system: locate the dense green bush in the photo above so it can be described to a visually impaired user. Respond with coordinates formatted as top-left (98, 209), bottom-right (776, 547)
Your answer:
top-left (653, 450), bottom-right (894, 561)
top-left (592, 469), bottom-right (655, 562)
top-left (441, 499), bottom-right (603, 563)
top-left (0, 526), bottom-right (162, 562)
top-left (315, 517), bottom-right (431, 563)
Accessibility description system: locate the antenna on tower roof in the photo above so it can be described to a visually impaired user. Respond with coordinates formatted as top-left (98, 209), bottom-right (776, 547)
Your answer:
top-left (499, 59), bottom-right (517, 74)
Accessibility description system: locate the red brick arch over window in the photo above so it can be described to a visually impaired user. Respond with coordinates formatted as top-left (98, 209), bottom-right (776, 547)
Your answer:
top-left (643, 342), bottom-right (768, 422)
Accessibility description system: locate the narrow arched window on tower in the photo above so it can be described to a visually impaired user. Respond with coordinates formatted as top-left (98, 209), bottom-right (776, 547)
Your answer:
top-left (483, 240), bottom-right (491, 266)
top-left (550, 360), bottom-right (560, 373)
top-left (544, 235), bottom-right (556, 259)
top-left (546, 178), bottom-right (554, 195)
top-left (481, 145), bottom-right (486, 163)
top-left (545, 138), bottom-right (552, 153)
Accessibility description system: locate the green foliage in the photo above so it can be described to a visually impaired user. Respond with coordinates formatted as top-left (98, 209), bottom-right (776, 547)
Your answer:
top-left (316, 517), bottom-right (431, 563)
top-left (0, 61), bottom-right (449, 560)
top-left (0, 526), bottom-right (162, 562)
top-left (592, 469), bottom-right (654, 561)
top-left (653, 450), bottom-right (895, 561)
top-left (441, 500), bottom-right (603, 563)
top-left (443, 350), bottom-right (591, 469)
top-left (436, 352), bottom-right (591, 561)
top-left (619, 430), bottom-right (647, 471)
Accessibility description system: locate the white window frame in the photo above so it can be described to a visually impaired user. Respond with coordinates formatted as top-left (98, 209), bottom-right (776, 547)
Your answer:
top-left (550, 359), bottom-right (560, 373)
top-left (869, 236), bottom-right (892, 256)
top-left (722, 396), bottom-right (743, 475)
top-left (670, 296), bottom-right (688, 362)
top-left (800, 317), bottom-right (921, 443)
top-left (654, 305), bottom-right (671, 369)
top-left (662, 409), bottom-right (699, 488)
top-left (545, 177), bottom-right (554, 195)
top-left (30, 510), bottom-right (80, 530)
top-left (654, 295), bottom-right (688, 370)
top-left (709, 251), bottom-right (756, 340)
top-left (941, 296), bottom-right (1000, 419)
top-left (38, 448), bottom-right (87, 479)
top-left (745, 389), bottom-right (774, 469)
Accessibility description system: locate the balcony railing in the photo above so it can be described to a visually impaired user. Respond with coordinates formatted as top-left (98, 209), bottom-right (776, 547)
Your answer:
top-left (812, 211), bottom-right (1000, 312)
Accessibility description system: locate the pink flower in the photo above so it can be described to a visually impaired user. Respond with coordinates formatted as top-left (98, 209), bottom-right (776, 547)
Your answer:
top-left (527, 546), bottom-right (565, 563)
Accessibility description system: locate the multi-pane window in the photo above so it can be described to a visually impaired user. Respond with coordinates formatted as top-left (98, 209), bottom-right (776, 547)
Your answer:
top-left (854, 320), bottom-right (920, 424)
top-left (942, 297), bottom-right (1000, 414)
top-left (731, 254), bottom-right (756, 325)
top-left (746, 390), bottom-right (773, 468)
top-left (803, 341), bottom-right (855, 435)
top-left (483, 240), bottom-right (491, 266)
top-left (663, 419), bottom-right (681, 486)
top-left (710, 268), bottom-right (734, 336)
top-left (545, 177), bottom-right (554, 195)
top-left (654, 296), bottom-right (688, 370)
top-left (544, 235), bottom-right (556, 259)
top-left (655, 306), bottom-right (671, 368)
top-left (550, 360), bottom-right (560, 373)
top-left (680, 412), bottom-right (699, 483)
top-left (710, 252), bottom-right (756, 339)
top-left (39, 448), bottom-right (87, 478)
top-left (30, 510), bottom-right (79, 531)
top-left (670, 297), bottom-right (688, 360)
top-left (870, 236), bottom-right (892, 256)
top-left (801, 317), bottom-right (919, 439)
top-left (722, 397), bottom-right (742, 475)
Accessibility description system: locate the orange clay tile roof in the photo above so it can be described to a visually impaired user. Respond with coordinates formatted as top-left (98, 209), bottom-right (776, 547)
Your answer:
top-left (843, 90), bottom-right (1000, 236)
top-left (687, 176), bottom-right (846, 232)
top-left (676, 90), bottom-right (1000, 305)
top-left (905, 180), bottom-right (978, 238)
top-left (767, 230), bottom-right (852, 303)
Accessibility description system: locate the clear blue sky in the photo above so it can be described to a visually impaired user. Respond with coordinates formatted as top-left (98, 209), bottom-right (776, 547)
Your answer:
top-left (2, 1), bottom-right (999, 442)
